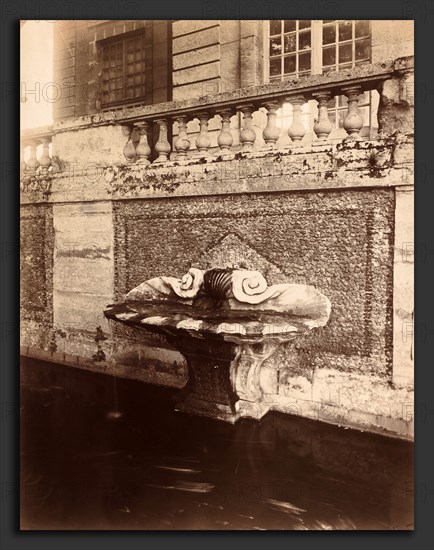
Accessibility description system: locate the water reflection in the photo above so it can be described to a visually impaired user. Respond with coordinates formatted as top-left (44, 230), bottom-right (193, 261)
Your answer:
top-left (20, 357), bottom-right (413, 530)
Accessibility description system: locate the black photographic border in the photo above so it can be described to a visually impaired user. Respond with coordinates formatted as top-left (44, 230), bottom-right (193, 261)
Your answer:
top-left (2, 1), bottom-right (433, 548)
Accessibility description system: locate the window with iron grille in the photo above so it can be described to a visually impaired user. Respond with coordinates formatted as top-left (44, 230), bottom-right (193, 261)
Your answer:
top-left (101, 32), bottom-right (146, 108)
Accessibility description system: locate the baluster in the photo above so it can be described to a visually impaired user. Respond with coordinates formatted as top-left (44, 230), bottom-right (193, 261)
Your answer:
top-left (239, 104), bottom-right (257, 151)
top-left (287, 96), bottom-right (306, 146)
top-left (262, 101), bottom-right (280, 148)
top-left (135, 122), bottom-right (151, 164)
top-left (38, 137), bottom-right (52, 173)
top-left (217, 109), bottom-right (234, 154)
top-left (313, 92), bottom-right (333, 142)
top-left (174, 115), bottom-right (190, 157)
top-left (154, 119), bottom-right (171, 163)
top-left (26, 140), bottom-right (39, 173)
top-left (122, 125), bottom-right (136, 164)
top-left (342, 85), bottom-right (363, 140)
top-left (195, 112), bottom-right (211, 156)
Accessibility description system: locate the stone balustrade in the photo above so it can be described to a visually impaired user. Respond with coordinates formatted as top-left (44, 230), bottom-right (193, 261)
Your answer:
top-left (21, 126), bottom-right (54, 176)
top-left (20, 57), bottom-right (413, 174)
top-left (108, 57), bottom-right (413, 164)
top-left (118, 87), bottom-right (370, 164)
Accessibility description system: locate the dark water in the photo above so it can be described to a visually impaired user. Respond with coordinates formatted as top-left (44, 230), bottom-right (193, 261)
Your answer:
top-left (20, 357), bottom-right (413, 530)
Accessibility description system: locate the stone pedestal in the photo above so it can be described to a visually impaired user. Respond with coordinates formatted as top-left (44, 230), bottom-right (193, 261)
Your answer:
top-left (167, 334), bottom-right (284, 423)
top-left (169, 335), bottom-right (240, 422)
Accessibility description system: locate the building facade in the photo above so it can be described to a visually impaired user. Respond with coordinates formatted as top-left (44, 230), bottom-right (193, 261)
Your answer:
top-left (20, 20), bottom-right (414, 437)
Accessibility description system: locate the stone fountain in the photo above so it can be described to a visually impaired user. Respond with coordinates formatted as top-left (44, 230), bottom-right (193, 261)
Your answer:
top-left (104, 267), bottom-right (331, 423)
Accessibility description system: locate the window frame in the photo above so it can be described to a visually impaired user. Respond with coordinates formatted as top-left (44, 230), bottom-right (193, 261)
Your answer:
top-left (99, 29), bottom-right (147, 110)
top-left (321, 20), bottom-right (372, 73)
top-left (268, 20), bottom-right (316, 80)
top-left (265, 20), bottom-right (372, 80)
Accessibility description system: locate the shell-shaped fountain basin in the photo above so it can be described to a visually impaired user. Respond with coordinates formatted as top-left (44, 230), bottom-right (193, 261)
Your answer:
top-left (104, 268), bottom-right (331, 345)
top-left (104, 268), bottom-right (331, 423)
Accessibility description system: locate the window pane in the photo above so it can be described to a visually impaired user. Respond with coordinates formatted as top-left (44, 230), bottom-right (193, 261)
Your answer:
top-left (283, 55), bottom-right (296, 74)
top-left (283, 34), bottom-right (296, 53)
top-left (327, 96), bottom-right (336, 109)
top-left (299, 30), bottom-right (311, 50)
top-left (323, 46), bottom-right (336, 66)
top-left (299, 52), bottom-right (311, 72)
top-left (355, 20), bottom-right (370, 38)
top-left (284, 20), bottom-right (296, 33)
top-left (270, 36), bottom-right (282, 56)
top-left (360, 90), bottom-right (370, 105)
top-left (269, 57), bottom-right (281, 77)
top-left (355, 38), bottom-right (370, 61)
top-left (101, 33), bottom-right (147, 106)
top-left (339, 21), bottom-right (352, 42)
top-left (322, 24), bottom-right (336, 45)
top-left (329, 111), bottom-right (336, 126)
top-left (270, 20), bottom-right (281, 35)
top-left (299, 20), bottom-right (311, 30)
top-left (338, 43), bottom-right (352, 64)
top-left (337, 110), bottom-right (346, 128)
top-left (337, 94), bottom-right (348, 107)
top-left (359, 105), bottom-right (369, 126)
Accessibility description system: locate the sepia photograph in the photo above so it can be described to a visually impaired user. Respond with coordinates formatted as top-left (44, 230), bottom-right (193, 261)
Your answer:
top-left (20, 18), bottom-right (414, 530)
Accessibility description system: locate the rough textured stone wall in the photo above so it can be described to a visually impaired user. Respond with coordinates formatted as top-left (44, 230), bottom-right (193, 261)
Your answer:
top-left (20, 204), bottom-right (54, 347)
top-left (113, 188), bottom-right (395, 377)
